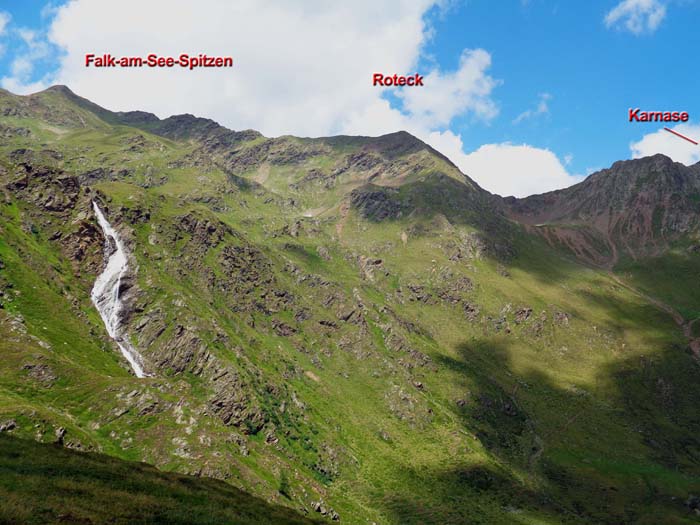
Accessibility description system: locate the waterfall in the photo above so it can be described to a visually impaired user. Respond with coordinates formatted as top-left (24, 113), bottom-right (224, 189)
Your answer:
top-left (91, 202), bottom-right (149, 378)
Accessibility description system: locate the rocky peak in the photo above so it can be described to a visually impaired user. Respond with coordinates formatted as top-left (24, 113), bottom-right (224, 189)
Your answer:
top-left (113, 110), bottom-right (160, 125)
top-left (147, 114), bottom-right (224, 140)
top-left (41, 85), bottom-right (77, 96)
top-left (508, 154), bottom-right (699, 222)
top-left (593, 154), bottom-right (691, 190)
top-left (505, 154), bottom-right (700, 264)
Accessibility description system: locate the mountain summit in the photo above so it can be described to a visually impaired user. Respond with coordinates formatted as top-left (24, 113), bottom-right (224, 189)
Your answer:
top-left (506, 154), bottom-right (700, 266)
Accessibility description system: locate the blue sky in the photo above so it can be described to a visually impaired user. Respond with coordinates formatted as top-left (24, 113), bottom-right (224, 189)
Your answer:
top-left (416, 0), bottom-right (700, 175)
top-left (0, 0), bottom-right (698, 196)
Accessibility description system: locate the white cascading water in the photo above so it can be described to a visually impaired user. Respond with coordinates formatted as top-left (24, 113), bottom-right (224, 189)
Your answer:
top-left (91, 201), bottom-right (149, 378)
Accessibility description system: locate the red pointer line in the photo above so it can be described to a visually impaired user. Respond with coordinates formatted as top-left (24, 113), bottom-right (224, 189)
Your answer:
top-left (664, 127), bottom-right (698, 145)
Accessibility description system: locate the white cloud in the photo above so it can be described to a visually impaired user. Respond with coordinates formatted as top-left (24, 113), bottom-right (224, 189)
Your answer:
top-left (397, 48), bottom-right (499, 128)
top-left (0, 11), bottom-right (9, 59)
top-left (604, 0), bottom-right (667, 35)
top-left (40, 2), bottom-right (61, 19)
top-left (0, 11), bottom-right (10, 36)
top-left (513, 92), bottom-right (551, 124)
top-left (457, 143), bottom-right (583, 198)
top-left (1, 75), bottom-right (51, 95)
top-left (0, 11), bottom-right (12, 36)
top-left (10, 56), bottom-right (33, 77)
top-left (419, 130), bottom-right (582, 197)
top-left (0, 26), bottom-right (53, 93)
top-left (1, 0), bottom-right (581, 197)
top-left (630, 123), bottom-right (700, 165)
top-left (44, 0), bottom-right (436, 137)
top-left (16, 28), bottom-right (51, 60)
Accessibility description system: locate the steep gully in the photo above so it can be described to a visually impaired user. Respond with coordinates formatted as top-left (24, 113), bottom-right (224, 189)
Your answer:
top-left (91, 202), bottom-right (150, 378)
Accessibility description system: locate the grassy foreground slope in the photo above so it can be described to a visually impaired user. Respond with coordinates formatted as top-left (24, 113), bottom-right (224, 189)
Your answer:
top-left (0, 434), bottom-right (317, 525)
top-left (0, 86), bottom-right (699, 524)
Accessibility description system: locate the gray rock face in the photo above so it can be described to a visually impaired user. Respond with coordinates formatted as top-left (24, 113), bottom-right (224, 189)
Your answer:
top-left (0, 419), bottom-right (17, 432)
top-left (7, 162), bottom-right (80, 213)
top-left (55, 427), bottom-right (66, 444)
top-left (349, 187), bottom-right (403, 221)
top-left (209, 365), bottom-right (266, 434)
top-left (22, 362), bottom-right (58, 387)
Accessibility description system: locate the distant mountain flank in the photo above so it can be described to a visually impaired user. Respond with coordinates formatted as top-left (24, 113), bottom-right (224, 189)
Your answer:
top-left (505, 154), bottom-right (700, 266)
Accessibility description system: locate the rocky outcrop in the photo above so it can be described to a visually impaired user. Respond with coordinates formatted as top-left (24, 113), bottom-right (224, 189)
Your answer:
top-left (0, 124), bottom-right (31, 138)
top-left (220, 137), bottom-right (329, 175)
top-left (208, 365), bottom-right (266, 434)
top-left (357, 255), bottom-right (385, 281)
top-left (6, 161), bottom-right (81, 214)
top-left (349, 186), bottom-right (404, 221)
top-left (22, 361), bottom-right (58, 387)
top-left (60, 219), bottom-right (104, 273)
top-left (152, 324), bottom-right (210, 375)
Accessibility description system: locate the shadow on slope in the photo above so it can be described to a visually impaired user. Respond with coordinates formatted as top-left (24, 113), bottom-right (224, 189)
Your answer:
top-left (388, 316), bottom-right (700, 524)
top-left (615, 249), bottom-right (700, 321)
top-left (0, 434), bottom-right (319, 525)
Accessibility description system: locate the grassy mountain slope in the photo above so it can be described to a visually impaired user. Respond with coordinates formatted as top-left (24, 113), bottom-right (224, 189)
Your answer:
top-left (0, 86), bottom-right (699, 524)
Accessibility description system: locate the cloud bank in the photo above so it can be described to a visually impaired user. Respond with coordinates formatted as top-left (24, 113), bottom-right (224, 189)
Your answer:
top-left (1, 0), bottom-right (580, 197)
